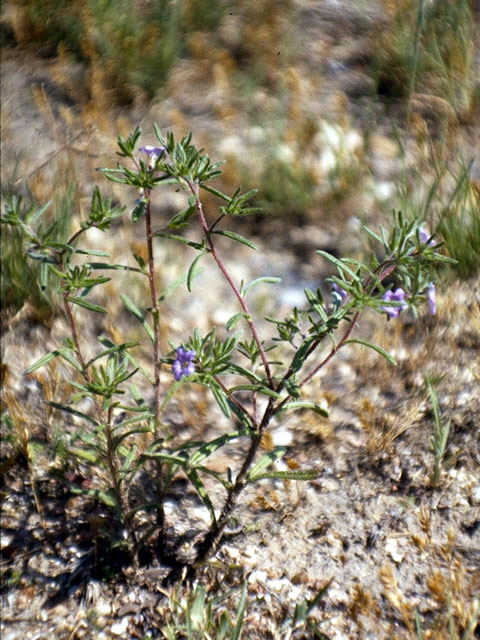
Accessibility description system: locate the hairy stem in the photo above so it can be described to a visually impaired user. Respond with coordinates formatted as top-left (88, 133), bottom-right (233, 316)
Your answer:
top-left (188, 181), bottom-right (273, 387)
top-left (192, 397), bottom-right (275, 566)
top-left (105, 403), bottom-right (137, 556)
top-left (144, 194), bottom-right (167, 556)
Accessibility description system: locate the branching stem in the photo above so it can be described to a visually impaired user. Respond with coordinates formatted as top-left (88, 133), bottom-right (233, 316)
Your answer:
top-left (188, 180), bottom-right (273, 387)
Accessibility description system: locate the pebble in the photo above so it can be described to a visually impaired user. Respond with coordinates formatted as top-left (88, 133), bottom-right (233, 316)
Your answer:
top-left (111, 617), bottom-right (130, 636)
top-left (472, 486), bottom-right (480, 504)
top-left (96, 600), bottom-right (112, 616)
top-left (385, 537), bottom-right (406, 563)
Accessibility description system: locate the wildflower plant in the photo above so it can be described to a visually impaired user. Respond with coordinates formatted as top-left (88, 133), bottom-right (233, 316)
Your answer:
top-left (0, 125), bottom-right (454, 583)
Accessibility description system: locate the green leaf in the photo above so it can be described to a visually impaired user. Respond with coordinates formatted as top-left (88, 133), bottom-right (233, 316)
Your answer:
top-left (228, 364), bottom-right (263, 383)
top-left (195, 466), bottom-right (230, 489)
top-left (211, 384), bottom-right (231, 418)
top-left (200, 183), bottom-right (231, 202)
top-left (247, 447), bottom-right (287, 482)
top-left (344, 339), bottom-right (397, 366)
top-left (25, 350), bottom-right (59, 374)
top-left (361, 223), bottom-right (384, 245)
top-left (232, 582), bottom-right (248, 640)
top-left (167, 203), bottom-right (196, 229)
top-left (243, 276), bottom-right (282, 296)
top-left (279, 401), bottom-right (329, 418)
top-left (316, 250), bottom-right (358, 280)
top-left (67, 296), bottom-right (107, 314)
top-left (57, 348), bottom-right (83, 371)
top-left (153, 231), bottom-right (206, 251)
top-left (230, 384), bottom-right (280, 399)
top-left (189, 430), bottom-right (248, 467)
top-left (39, 262), bottom-right (49, 291)
top-left (212, 230), bottom-right (258, 251)
top-left (185, 468), bottom-right (217, 525)
top-left (290, 338), bottom-right (316, 374)
top-left (84, 262), bottom-right (145, 274)
top-left (227, 399), bottom-right (254, 429)
top-left (226, 312), bottom-right (250, 331)
top-left (251, 469), bottom-right (320, 481)
top-left (70, 487), bottom-right (118, 509)
top-left (159, 271), bottom-right (201, 302)
top-left (48, 401), bottom-right (99, 425)
top-left (187, 252), bottom-right (206, 292)
top-left (74, 249), bottom-right (110, 257)
top-left (114, 427), bottom-right (151, 449)
top-left (68, 447), bottom-right (100, 463)
top-left (141, 451), bottom-right (189, 466)
top-left (132, 197), bottom-right (147, 222)
top-left (86, 341), bottom-right (138, 367)
top-left (120, 293), bottom-right (155, 342)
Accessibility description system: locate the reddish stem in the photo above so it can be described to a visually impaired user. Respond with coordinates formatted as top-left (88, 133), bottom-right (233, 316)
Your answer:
top-left (188, 181), bottom-right (273, 387)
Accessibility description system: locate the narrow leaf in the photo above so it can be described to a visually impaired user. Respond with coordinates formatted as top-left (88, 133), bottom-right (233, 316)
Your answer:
top-left (67, 296), bottom-right (107, 314)
top-left (344, 339), bottom-right (397, 366)
top-left (25, 350), bottom-right (59, 374)
top-left (189, 430), bottom-right (248, 467)
top-left (48, 401), bottom-right (99, 425)
top-left (153, 232), bottom-right (206, 251)
top-left (212, 229), bottom-right (258, 251)
top-left (187, 252), bottom-right (205, 292)
top-left (185, 468), bottom-right (217, 525)
top-left (86, 341), bottom-right (138, 367)
top-left (251, 469), bottom-right (320, 481)
top-left (226, 312), bottom-right (249, 331)
top-left (120, 293), bottom-right (154, 342)
top-left (279, 401), bottom-right (329, 418)
top-left (74, 249), bottom-right (110, 257)
top-left (316, 250), bottom-right (357, 279)
top-left (200, 183), bottom-right (231, 202)
top-left (232, 582), bottom-right (248, 640)
top-left (211, 384), bottom-right (231, 418)
top-left (243, 276), bottom-right (282, 297)
top-left (84, 262), bottom-right (145, 274)
top-left (247, 447), bottom-right (287, 482)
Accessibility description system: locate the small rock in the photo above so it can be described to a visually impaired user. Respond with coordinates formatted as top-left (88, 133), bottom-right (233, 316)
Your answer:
top-left (385, 537), bottom-right (406, 563)
top-left (111, 616), bottom-right (130, 636)
top-left (472, 486), bottom-right (480, 504)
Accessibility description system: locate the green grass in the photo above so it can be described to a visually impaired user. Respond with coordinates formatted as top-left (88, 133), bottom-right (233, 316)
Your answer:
top-left (374, 0), bottom-right (478, 119)
top-left (0, 184), bottom-right (76, 321)
top-left (8, 0), bottom-right (230, 101)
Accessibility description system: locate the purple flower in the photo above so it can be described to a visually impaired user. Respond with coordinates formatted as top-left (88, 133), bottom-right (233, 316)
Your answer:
top-left (331, 282), bottom-right (348, 300)
top-left (139, 145), bottom-right (165, 167)
top-left (426, 282), bottom-right (436, 315)
top-left (331, 282), bottom-right (348, 309)
top-left (172, 347), bottom-right (196, 381)
top-left (419, 226), bottom-right (436, 246)
top-left (381, 287), bottom-right (408, 319)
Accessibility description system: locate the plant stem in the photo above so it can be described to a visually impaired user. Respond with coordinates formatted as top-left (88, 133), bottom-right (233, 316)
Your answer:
top-left (104, 403), bottom-right (137, 556)
top-left (188, 181), bottom-right (273, 387)
top-left (144, 193), bottom-right (167, 556)
top-left (300, 310), bottom-right (360, 387)
top-left (192, 397), bottom-right (276, 566)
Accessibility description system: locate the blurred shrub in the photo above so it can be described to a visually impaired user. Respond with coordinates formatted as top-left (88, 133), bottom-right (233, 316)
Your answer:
top-left (392, 155), bottom-right (480, 280)
top-left (0, 185), bottom-right (75, 320)
top-left (374, 0), bottom-right (478, 119)
top-left (7, 0), bottom-right (230, 101)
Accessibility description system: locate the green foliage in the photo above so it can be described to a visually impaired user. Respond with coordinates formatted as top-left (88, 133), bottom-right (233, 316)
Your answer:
top-left (244, 156), bottom-right (317, 218)
top-left (5, 126), bottom-right (450, 581)
top-left (374, 0), bottom-right (478, 118)
top-left (425, 377), bottom-right (451, 488)
top-left (391, 154), bottom-right (479, 280)
top-left (11, 0), bottom-right (230, 99)
top-left (0, 185), bottom-right (75, 318)
top-left (161, 582), bottom-right (247, 640)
